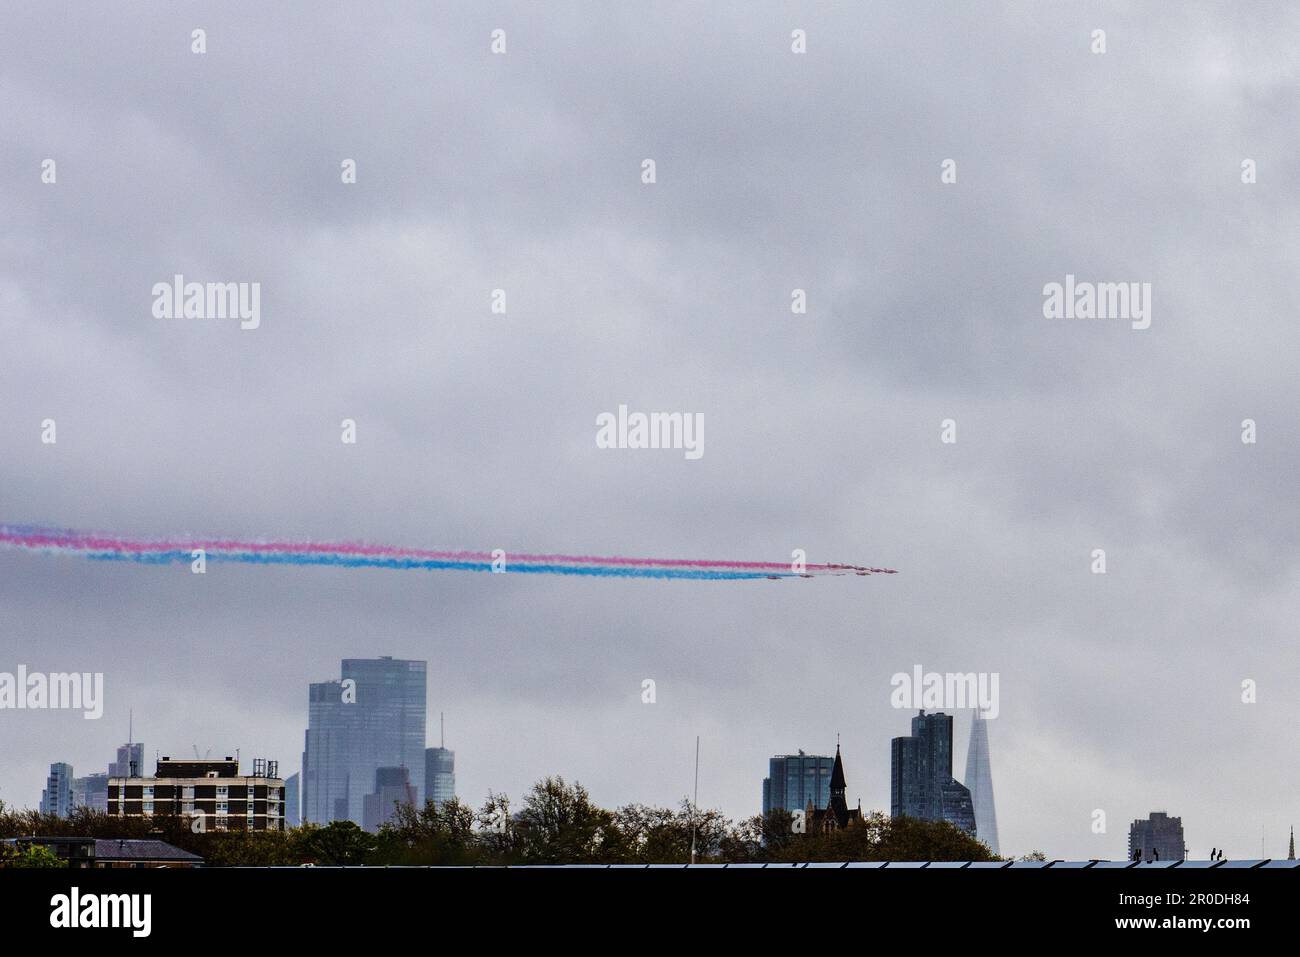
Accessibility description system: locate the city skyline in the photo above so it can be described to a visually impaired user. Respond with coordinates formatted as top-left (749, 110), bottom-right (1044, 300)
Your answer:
top-left (25, 686), bottom-right (1291, 862)
top-left (16, 712), bottom-right (1300, 861)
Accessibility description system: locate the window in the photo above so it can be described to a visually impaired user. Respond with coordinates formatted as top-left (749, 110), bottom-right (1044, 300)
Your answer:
top-left (142, 802), bottom-right (153, 815)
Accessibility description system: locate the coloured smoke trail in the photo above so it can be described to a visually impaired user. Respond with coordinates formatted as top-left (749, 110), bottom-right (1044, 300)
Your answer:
top-left (0, 524), bottom-right (897, 582)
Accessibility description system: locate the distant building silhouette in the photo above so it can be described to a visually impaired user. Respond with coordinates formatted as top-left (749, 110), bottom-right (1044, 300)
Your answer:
top-left (762, 750), bottom-right (834, 816)
top-left (302, 657), bottom-right (427, 825)
top-left (110, 742), bottom-right (143, 779)
top-left (284, 772), bottom-right (300, 828)
top-left (425, 748), bottom-right (455, 809)
top-left (40, 762), bottom-right (74, 817)
top-left (71, 772), bottom-right (109, 813)
top-left (890, 711), bottom-right (976, 835)
top-left (362, 766), bottom-right (417, 832)
top-left (963, 710), bottom-right (999, 855)
top-left (1128, 812), bottom-right (1186, 862)
top-left (424, 711), bottom-right (456, 809)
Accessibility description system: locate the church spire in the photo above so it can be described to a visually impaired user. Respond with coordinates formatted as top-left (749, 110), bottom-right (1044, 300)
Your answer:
top-left (1289, 826), bottom-right (1295, 861)
top-left (827, 739), bottom-right (849, 828)
top-left (830, 740), bottom-right (846, 792)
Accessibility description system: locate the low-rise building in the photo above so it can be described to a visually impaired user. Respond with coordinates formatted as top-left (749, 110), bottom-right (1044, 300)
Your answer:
top-left (3, 836), bottom-right (202, 868)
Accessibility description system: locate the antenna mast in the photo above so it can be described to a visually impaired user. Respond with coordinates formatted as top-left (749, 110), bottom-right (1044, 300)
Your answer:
top-left (689, 736), bottom-right (700, 864)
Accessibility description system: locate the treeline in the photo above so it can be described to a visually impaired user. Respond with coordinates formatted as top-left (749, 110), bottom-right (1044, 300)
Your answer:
top-left (0, 776), bottom-right (1000, 867)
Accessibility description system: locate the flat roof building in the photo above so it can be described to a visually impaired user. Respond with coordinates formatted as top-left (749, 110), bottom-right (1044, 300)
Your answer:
top-left (108, 756), bottom-right (285, 832)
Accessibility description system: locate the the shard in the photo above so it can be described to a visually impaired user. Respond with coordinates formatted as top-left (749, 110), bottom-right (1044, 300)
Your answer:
top-left (964, 710), bottom-right (1000, 856)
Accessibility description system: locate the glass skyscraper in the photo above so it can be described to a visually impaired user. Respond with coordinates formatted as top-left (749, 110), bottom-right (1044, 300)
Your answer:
top-left (963, 710), bottom-right (999, 855)
top-left (110, 742), bottom-right (143, 778)
top-left (284, 771), bottom-right (300, 828)
top-left (40, 762), bottom-right (74, 817)
top-left (890, 711), bottom-right (976, 835)
top-left (362, 766), bottom-right (417, 832)
top-left (302, 657), bottom-right (427, 825)
top-left (71, 772), bottom-right (109, 813)
top-left (762, 751), bottom-right (834, 815)
top-left (425, 747), bottom-right (455, 809)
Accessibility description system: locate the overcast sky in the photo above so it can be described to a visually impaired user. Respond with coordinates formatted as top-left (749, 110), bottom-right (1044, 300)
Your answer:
top-left (2, 2), bottom-right (1298, 859)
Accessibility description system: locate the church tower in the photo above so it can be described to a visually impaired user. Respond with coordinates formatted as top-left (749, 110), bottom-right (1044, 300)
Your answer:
top-left (828, 741), bottom-right (849, 828)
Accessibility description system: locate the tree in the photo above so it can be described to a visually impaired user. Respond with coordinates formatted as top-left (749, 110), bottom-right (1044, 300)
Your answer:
top-left (298, 820), bottom-right (376, 866)
top-left (475, 791), bottom-right (518, 863)
top-left (374, 798), bottom-right (480, 866)
top-left (0, 842), bottom-right (67, 868)
top-left (769, 811), bottom-right (997, 863)
top-left (514, 777), bottom-right (612, 864)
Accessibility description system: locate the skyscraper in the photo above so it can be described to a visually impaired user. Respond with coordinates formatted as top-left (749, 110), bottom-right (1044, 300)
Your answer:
top-left (71, 772), bottom-right (109, 813)
top-left (762, 750), bottom-right (834, 816)
top-left (301, 657), bottom-right (427, 825)
top-left (110, 742), bottom-right (144, 779)
top-left (1128, 812), bottom-right (1186, 862)
top-left (362, 766), bottom-right (417, 832)
top-left (890, 711), bottom-right (975, 835)
top-left (284, 772), bottom-right (300, 828)
top-left (963, 710), bottom-right (1000, 855)
top-left (40, 762), bottom-right (74, 817)
top-left (424, 749), bottom-right (455, 809)
top-left (425, 713), bottom-right (455, 809)
top-left (110, 713), bottom-right (143, 779)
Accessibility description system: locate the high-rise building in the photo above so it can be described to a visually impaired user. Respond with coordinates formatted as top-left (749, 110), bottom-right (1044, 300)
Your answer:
top-left (362, 766), bottom-right (417, 832)
top-left (108, 756), bottom-right (285, 832)
top-left (1128, 812), bottom-right (1186, 862)
top-left (425, 748), bottom-right (455, 809)
top-left (71, 772), bottom-right (109, 813)
top-left (762, 750), bottom-right (834, 816)
top-left (890, 711), bottom-right (975, 835)
top-left (110, 742), bottom-right (144, 779)
top-left (301, 657), bottom-right (427, 825)
top-left (963, 710), bottom-right (999, 855)
top-left (284, 772), bottom-right (300, 828)
top-left (40, 763), bottom-right (74, 817)
top-left (424, 711), bottom-right (455, 810)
